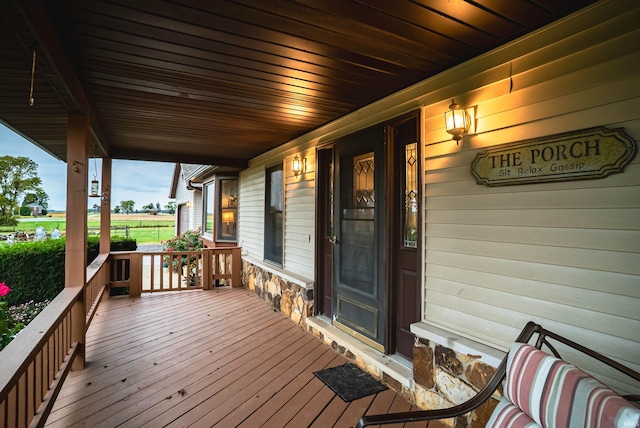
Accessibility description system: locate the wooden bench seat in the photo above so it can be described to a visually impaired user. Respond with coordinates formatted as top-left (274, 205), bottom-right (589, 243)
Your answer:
top-left (358, 322), bottom-right (640, 428)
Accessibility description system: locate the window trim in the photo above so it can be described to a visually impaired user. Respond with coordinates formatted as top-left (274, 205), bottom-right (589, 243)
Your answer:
top-left (264, 163), bottom-right (284, 265)
top-left (215, 177), bottom-right (238, 242)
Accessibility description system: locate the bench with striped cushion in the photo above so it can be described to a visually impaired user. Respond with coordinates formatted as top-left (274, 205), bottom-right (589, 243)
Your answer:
top-left (487, 342), bottom-right (640, 428)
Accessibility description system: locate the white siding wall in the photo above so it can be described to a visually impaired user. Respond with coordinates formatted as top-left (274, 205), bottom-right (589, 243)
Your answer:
top-left (418, 0), bottom-right (640, 382)
top-left (174, 167), bottom-right (200, 232)
top-left (239, 148), bottom-right (316, 280)
top-left (283, 150), bottom-right (316, 280)
top-left (239, 165), bottom-right (266, 260)
top-left (236, 0), bottom-right (639, 387)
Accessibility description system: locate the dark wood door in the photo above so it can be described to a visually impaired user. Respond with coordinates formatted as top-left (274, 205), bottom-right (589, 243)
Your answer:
top-left (333, 127), bottom-right (386, 348)
top-left (316, 148), bottom-right (333, 317)
top-left (389, 116), bottom-right (421, 359)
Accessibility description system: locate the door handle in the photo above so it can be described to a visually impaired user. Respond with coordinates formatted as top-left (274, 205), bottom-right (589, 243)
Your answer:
top-left (328, 236), bottom-right (337, 244)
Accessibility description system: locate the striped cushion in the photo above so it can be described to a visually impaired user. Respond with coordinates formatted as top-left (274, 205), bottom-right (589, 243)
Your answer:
top-left (504, 342), bottom-right (640, 428)
top-left (486, 396), bottom-right (543, 428)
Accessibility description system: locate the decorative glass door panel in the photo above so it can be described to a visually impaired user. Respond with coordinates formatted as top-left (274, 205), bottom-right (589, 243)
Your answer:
top-left (404, 142), bottom-right (418, 248)
top-left (333, 127), bottom-right (385, 347)
top-left (340, 151), bottom-right (375, 296)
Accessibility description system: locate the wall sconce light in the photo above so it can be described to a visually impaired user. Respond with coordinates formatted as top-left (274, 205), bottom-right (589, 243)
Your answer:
top-left (292, 155), bottom-right (306, 177)
top-left (444, 99), bottom-right (471, 143)
top-left (186, 200), bottom-right (192, 208)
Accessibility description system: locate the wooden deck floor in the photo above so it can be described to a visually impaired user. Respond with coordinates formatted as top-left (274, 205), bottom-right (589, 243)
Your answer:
top-left (46, 287), bottom-right (440, 428)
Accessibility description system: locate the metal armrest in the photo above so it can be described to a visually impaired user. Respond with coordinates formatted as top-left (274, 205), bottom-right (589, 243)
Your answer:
top-left (357, 358), bottom-right (506, 427)
top-left (358, 321), bottom-right (640, 427)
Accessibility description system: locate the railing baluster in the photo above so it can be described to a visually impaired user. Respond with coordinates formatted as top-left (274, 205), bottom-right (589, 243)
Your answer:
top-left (0, 255), bottom-right (109, 428)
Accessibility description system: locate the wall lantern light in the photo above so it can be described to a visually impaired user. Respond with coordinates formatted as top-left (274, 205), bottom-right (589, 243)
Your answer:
top-left (292, 155), bottom-right (306, 176)
top-left (444, 99), bottom-right (471, 143)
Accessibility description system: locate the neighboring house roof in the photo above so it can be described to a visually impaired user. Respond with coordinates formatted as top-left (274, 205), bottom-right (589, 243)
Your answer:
top-left (168, 163), bottom-right (211, 198)
top-left (168, 164), bottom-right (181, 199)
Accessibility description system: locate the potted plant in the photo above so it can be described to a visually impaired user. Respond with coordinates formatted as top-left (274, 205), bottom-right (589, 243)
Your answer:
top-left (163, 229), bottom-right (203, 285)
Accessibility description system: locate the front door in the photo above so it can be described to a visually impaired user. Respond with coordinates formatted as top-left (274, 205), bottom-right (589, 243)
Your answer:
top-left (333, 127), bottom-right (386, 350)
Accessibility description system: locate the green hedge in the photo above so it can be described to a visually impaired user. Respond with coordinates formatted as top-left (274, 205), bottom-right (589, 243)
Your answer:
top-left (0, 236), bottom-right (136, 306)
top-left (110, 236), bottom-right (137, 251)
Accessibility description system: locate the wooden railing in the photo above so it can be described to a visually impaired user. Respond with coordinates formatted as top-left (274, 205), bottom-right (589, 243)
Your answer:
top-left (0, 247), bottom-right (241, 427)
top-left (0, 254), bottom-right (109, 428)
top-left (109, 247), bottom-right (241, 295)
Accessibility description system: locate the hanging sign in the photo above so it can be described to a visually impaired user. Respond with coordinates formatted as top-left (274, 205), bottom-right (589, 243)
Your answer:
top-left (471, 127), bottom-right (636, 186)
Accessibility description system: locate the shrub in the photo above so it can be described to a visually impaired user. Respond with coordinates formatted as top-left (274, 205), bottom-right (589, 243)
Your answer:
top-left (0, 283), bottom-right (24, 350)
top-left (0, 236), bottom-right (137, 306)
top-left (110, 236), bottom-right (137, 251)
top-left (163, 229), bottom-right (202, 270)
top-left (0, 239), bottom-right (66, 306)
top-left (0, 283), bottom-right (51, 351)
top-left (0, 215), bottom-right (18, 226)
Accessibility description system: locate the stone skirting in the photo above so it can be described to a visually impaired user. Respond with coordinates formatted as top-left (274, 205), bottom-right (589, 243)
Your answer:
top-left (413, 338), bottom-right (501, 427)
top-left (306, 318), bottom-right (501, 428)
top-left (241, 260), bottom-right (313, 327)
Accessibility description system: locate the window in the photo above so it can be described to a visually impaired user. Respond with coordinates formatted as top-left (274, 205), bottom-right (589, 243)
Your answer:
top-left (216, 178), bottom-right (237, 242)
top-left (203, 181), bottom-right (214, 236)
top-left (265, 164), bottom-right (283, 264)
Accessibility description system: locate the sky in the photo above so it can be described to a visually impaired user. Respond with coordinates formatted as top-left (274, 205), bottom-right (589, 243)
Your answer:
top-left (0, 124), bottom-right (176, 212)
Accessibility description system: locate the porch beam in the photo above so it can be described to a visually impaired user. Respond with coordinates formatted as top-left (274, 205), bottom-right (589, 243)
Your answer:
top-left (66, 114), bottom-right (89, 370)
top-left (100, 158), bottom-right (112, 254)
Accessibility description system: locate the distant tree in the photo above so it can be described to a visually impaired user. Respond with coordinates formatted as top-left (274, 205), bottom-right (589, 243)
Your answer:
top-left (120, 200), bottom-right (135, 214)
top-left (113, 205), bottom-right (121, 214)
top-left (165, 201), bottom-right (176, 215)
top-left (22, 189), bottom-right (50, 215)
top-left (92, 203), bottom-right (101, 213)
top-left (155, 202), bottom-right (161, 211)
top-left (0, 156), bottom-right (43, 225)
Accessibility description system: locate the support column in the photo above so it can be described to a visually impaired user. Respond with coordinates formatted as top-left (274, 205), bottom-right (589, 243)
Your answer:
top-left (66, 114), bottom-right (89, 370)
top-left (99, 158), bottom-right (112, 255)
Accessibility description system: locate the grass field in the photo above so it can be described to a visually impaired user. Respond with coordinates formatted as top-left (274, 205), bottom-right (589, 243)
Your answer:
top-left (0, 213), bottom-right (176, 244)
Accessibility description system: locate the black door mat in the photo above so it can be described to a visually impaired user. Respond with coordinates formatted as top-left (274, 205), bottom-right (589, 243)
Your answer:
top-left (313, 363), bottom-right (388, 402)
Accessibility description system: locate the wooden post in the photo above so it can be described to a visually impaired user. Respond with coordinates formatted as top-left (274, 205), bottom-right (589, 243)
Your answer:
top-left (99, 158), bottom-right (112, 255)
top-left (129, 252), bottom-right (142, 297)
top-left (231, 247), bottom-right (242, 287)
top-left (66, 114), bottom-right (89, 370)
top-left (201, 249), bottom-right (210, 289)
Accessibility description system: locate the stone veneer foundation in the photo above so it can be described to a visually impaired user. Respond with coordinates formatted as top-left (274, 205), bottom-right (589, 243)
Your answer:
top-left (241, 260), bottom-right (500, 427)
top-left (241, 260), bottom-right (313, 327)
top-left (412, 338), bottom-right (501, 427)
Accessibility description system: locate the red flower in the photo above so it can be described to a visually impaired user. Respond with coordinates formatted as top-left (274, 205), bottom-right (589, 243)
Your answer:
top-left (0, 282), bottom-right (11, 297)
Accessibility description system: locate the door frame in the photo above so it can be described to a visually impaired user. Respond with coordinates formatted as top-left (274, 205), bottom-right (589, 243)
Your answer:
top-left (314, 110), bottom-right (422, 357)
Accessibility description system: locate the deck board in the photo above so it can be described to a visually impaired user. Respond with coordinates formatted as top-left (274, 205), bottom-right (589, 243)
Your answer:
top-left (46, 287), bottom-right (439, 427)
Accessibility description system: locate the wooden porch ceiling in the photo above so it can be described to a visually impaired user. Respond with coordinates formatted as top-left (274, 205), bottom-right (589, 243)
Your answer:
top-left (1, 0), bottom-right (597, 167)
top-left (46, 287), bottom-right (438, 427)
